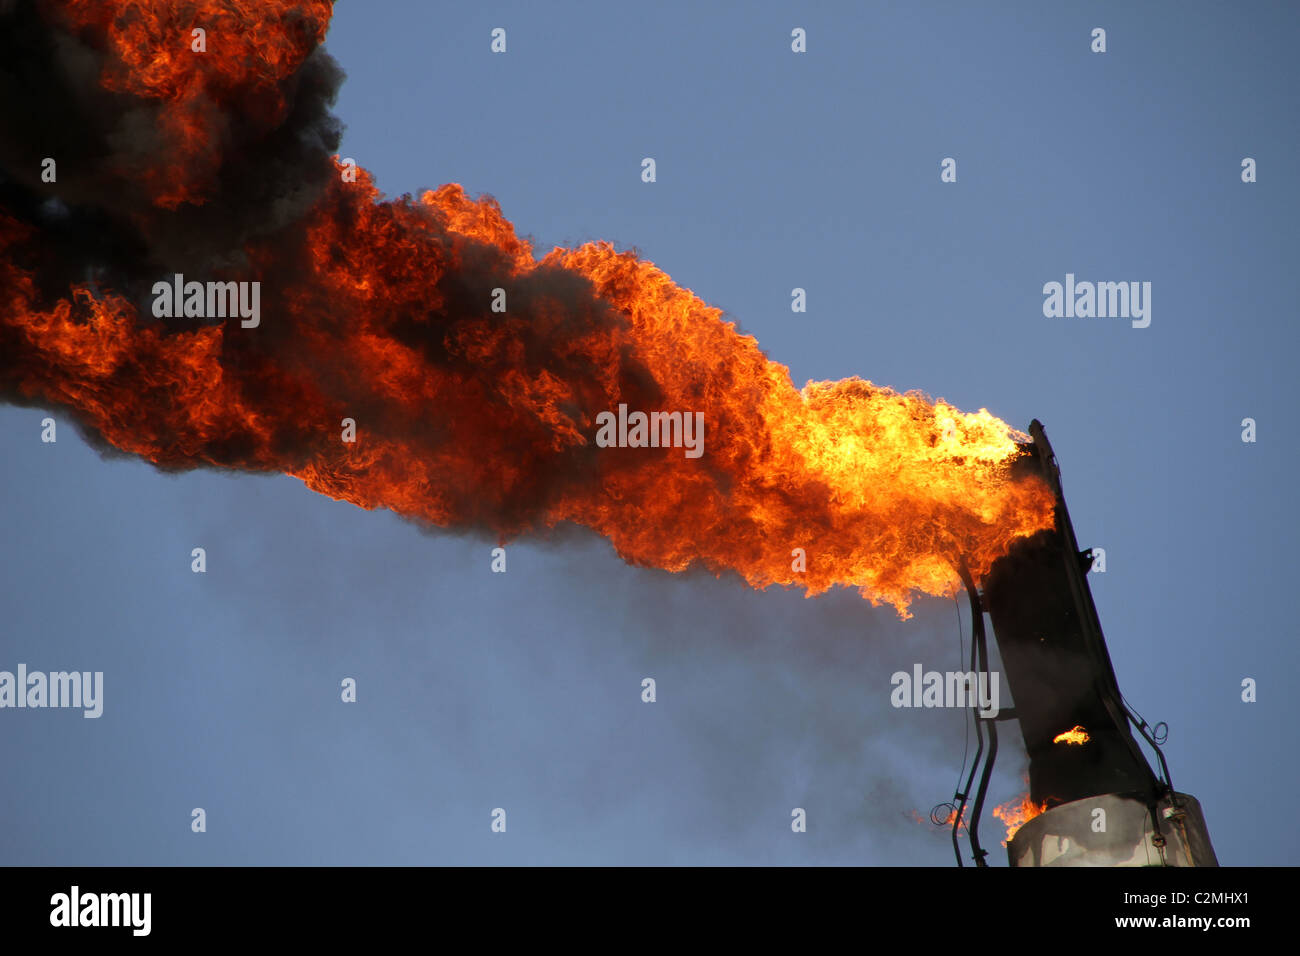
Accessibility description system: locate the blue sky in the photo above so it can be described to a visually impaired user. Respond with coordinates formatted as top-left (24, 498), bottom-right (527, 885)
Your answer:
top-left (1, 0), bottom-right (1296, 864)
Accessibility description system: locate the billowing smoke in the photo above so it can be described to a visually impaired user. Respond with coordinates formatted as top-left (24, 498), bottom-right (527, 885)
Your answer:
top-left (0, 0), bottom-right (1054, 615)
top-left (0, 1), bottom-right (341, 295)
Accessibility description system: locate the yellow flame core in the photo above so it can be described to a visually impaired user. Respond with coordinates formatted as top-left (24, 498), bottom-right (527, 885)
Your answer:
top-left (1053, 725), bottom-right (1090, 745)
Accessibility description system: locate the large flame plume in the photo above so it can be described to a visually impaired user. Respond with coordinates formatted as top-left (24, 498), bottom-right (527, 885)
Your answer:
top-left (0, 1), bottom-right (1054, 615)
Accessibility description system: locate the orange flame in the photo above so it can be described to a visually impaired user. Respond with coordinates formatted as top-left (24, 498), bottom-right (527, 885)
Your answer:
top-left (993, 784), bottom-right (1050, 847)
top-left (1053, 725), bottom-right (1090, 745)
top-left (0, 2), bottom-right (1057, 616)
top-left (50, 0), bottom-right (333, 208)
top-left (910, 806), bottom-right (967, 832)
